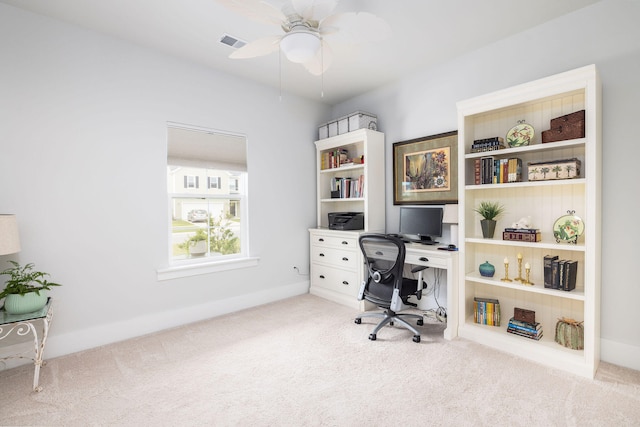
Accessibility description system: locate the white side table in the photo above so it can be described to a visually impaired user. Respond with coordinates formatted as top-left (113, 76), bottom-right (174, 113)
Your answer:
top-left (0, 298), bottom-right (53, 392)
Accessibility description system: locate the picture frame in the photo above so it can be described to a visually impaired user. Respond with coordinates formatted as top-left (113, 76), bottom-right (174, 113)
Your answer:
top-left (393, 130), bottom-right (458, 205)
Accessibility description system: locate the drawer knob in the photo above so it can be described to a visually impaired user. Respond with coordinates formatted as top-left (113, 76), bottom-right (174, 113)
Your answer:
top-left (342, 257), bottom-right (349, 261)
top-left (419, 257), bottom-right (429, 262)
top-left (341, 241), bottom-right (348, 245)
top-left (319, 275), bottom-right (325, 279)
top-left (319, 253), bottom-right (325, 257)
top-left (318, 238), bottom-right (325, 242)
top-left (342, 281), bottom-right (349, 285)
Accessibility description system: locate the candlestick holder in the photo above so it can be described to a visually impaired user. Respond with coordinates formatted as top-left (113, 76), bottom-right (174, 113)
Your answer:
top-left (501, 262), bottom-right (513, 282)
top-left (523, 267), bottom-right (534, 286)
top-left (514, 257), bottom-right (525, 283)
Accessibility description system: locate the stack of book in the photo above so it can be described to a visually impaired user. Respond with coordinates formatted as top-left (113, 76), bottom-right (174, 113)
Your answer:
top-left (470, 137), bottom-right (505, 153)
top-left (507, 317), bottom-right (543, 340)
top-left (330, 175), bottom-right (364, 199)
top-left (502, 227), bottom-right (541, 242)
top-left (474, 156), bottom-right (522, 184)
top-left (473, 297), bottom-right (500, 326)
top-left (543, 255), bottom-right (578, 291)
top-left (321, 148), bottom-right (349, 169)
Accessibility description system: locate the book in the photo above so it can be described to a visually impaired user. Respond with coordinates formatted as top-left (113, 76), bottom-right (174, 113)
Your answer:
top-left (562, 260), bottom-right (578, 291)
top-left (473, 297), bottom-right (501, 326)
top-left (507, 328), bottom-right (543, 340)
top-left (508, 317), bottom-right (541, 330)
top-left (544, 255), bottom-right (559, 288)
top-left (502, 231), bottom-right (542, 242)
top-left (504, 228), bottom-right (540, 233)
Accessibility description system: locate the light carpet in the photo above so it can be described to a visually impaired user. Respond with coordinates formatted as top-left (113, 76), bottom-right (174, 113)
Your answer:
top-left (1, 294), bottom-right (639, 426)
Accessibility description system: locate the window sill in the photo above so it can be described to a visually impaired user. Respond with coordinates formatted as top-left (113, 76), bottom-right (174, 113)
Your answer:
top-left (157, 256), bottom-right (259, 281)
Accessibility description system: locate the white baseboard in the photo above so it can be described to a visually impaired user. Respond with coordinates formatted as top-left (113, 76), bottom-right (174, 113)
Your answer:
top-left (601, 338), bottom-right (640, 371)
top-left (2, 281), bottom-right (309, 369)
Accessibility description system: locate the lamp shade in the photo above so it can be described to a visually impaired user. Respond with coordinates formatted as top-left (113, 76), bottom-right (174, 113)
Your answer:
top-left (0, 214), bottom-right (20, 255)
top-left (442, 204), bottom-right (459, 224)
top-left (280, 30), bottom-right (320, 63)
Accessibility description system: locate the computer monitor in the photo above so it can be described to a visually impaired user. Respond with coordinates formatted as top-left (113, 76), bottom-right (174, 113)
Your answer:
top-left (399, 206), bottom-right (443, 244)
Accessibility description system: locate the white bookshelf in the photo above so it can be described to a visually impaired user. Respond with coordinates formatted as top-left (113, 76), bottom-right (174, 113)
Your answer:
top-left (456, 65), bottom-right (601, 378)
top-left (309, 129), bottom-right (385, 309)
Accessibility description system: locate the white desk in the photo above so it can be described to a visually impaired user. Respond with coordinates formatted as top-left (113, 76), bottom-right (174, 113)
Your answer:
top-left (403, 243), bottom-right (459, 340)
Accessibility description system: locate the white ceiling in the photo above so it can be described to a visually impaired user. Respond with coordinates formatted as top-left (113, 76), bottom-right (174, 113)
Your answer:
top-left (1, 0), bottom-right (601, 105)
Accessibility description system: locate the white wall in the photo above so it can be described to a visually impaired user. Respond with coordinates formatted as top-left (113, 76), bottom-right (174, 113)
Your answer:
top-left (332, 0), bottom-right (640, 371)
top-left (0, 4), bottom-right (329, 358)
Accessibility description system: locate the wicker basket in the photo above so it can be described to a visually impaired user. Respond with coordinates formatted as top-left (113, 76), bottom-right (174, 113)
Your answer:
top-left (554, 317), bottom-right (584, 350)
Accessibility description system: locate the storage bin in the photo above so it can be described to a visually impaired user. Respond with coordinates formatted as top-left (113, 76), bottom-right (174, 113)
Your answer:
top-left (348, 111), bottom-right (377, 132)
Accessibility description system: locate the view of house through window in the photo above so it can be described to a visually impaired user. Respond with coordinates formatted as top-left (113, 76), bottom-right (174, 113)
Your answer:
top-left (167, 124), bottom-right (248, 264)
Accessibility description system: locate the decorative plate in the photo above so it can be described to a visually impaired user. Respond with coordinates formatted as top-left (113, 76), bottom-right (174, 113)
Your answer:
top-left (506, 121), bottom-right (534, 147)
top-left (553, 211), bottom-right (584, 244)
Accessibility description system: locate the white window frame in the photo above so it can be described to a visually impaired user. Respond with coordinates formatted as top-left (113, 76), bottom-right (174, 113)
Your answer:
top-left (158, 123), bottom-right (258, 281)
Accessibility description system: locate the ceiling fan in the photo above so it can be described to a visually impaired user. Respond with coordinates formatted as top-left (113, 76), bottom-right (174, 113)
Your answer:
top-left (217, 0), bottom-right (391, 75)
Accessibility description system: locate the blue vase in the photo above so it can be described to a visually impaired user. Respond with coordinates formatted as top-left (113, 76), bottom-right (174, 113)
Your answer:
top-left (479, 261), bottom-right (495, 277)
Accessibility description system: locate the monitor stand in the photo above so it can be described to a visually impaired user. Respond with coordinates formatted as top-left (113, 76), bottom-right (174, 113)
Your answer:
top-left (417, 236), bottom-right (438, 245)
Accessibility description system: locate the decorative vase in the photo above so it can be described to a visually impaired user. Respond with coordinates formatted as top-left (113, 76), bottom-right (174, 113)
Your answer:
top-left (479, 261), bottom-right (495, 277)
top-left (3, 291), bottom-right (48, 315)
top-left (480, 219), bottom-right (497, 238)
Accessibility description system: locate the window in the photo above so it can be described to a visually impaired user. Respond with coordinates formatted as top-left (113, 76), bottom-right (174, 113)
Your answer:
top-left (185, 175), bottom-right (199, 189)
top-left (208, 176), bottom-right (221, 189)
top-left (164, 123), bottom-right (251, 272)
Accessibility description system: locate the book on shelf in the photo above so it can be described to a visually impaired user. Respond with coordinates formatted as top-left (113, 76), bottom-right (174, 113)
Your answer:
top-left (504, 228), bottom-right (539, 233)
top-left (502, 231), bottom-right (541, 242)
top-left (473, 297), bottom-right (500, 326)
top-left (507, 317), bottom-right (543, 340)
top-left (322, 148), bottom-right (349, 169)
top-left (474, 156), bottom-right (522, 184)
top-left (544, 255), bottom-right (559, 288)
top-left (330, 175), bottom-right (364, 199)
top-left (470, 137), bottom-right (505, 152)
top-left (552, 259), bottom-right (578, 291)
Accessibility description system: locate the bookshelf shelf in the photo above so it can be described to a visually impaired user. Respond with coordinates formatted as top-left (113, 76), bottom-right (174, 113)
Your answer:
top-left (457, 65), bottom-right (601, 378)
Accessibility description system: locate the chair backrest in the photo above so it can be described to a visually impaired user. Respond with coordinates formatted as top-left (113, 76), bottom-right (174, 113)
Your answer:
top-left (358, 234), bottom-right (406, 304)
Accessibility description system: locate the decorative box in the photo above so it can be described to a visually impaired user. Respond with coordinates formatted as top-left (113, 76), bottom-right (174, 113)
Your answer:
top-left (527, 158), bottom-right (581, 181)
top-left (554, 317), bottom-right (584, 350)
top-left (541, 110), bottom-right (585, 143)
top-left (318, 112), bottom-right (378, 140)
top-left (347, 111), bottom-right (377, 132)
top-left (514, 307), bottom-right (535, 324)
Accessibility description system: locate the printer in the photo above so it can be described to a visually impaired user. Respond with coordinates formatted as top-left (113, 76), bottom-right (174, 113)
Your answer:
top-left (328, 212), bottom-right (365, 230)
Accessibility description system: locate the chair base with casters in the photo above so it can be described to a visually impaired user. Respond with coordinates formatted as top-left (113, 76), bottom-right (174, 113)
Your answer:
top-left (355, 233), bottom-right (429, 343)
top-left (355, 309), bottom-right (424, 343)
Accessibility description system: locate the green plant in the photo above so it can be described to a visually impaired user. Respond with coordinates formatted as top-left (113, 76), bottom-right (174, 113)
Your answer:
top-left (209, 213), bottom-right (240, 255)
top-left (474, 201), bottom-right (505, 221)
top-left (178, 229), bottom-right (208, 254)
top-left (0, 261), bottom-right (61, 299)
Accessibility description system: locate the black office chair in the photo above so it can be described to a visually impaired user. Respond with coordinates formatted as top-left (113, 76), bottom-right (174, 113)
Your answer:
top-left (355, 233), bottom-right (428, 343)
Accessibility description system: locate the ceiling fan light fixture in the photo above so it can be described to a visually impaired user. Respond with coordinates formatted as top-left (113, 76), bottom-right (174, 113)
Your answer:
top-left (280, 29), bottom-right (320, 63)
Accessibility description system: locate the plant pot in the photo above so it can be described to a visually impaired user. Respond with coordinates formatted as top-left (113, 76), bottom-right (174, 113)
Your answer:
top-left (479, 261), bottom-right (495, 277)
top-left (480, 219), bottom-right (497, 239)
top-left (189, 240), bottom-right (207, 256)
top-left (3, 291), bottom-right (48, 315)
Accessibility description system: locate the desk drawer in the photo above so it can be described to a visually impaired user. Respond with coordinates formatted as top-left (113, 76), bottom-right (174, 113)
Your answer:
top-left (311, 246), bottom-right (358, 270)
top-left (405, 252), bottom-right (448, 269)
top-left (311, 234), bottom-right (358, 250)
top-left (310, 265), bottom-right (360, 297)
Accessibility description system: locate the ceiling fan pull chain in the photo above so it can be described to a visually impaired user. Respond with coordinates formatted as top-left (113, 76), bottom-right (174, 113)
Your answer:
top-left (320, 39), bottom-right (324, 98)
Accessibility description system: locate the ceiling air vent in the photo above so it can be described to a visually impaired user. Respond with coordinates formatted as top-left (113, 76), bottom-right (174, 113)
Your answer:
top-left (219, 34), bottom-right (247, 49)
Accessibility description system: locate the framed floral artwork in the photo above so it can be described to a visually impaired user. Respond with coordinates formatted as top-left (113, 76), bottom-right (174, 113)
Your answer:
top-left (392, 130), bottom-right (458, 205)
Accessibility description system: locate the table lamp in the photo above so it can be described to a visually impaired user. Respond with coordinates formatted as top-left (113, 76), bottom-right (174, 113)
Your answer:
top-left (0, 214), bottom-right (21, 255)
top-left (442, 204), bottom-right (459, 246)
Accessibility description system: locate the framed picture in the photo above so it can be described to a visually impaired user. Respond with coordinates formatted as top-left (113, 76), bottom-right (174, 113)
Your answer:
top-left (393, 130), bottom-right (458, 205)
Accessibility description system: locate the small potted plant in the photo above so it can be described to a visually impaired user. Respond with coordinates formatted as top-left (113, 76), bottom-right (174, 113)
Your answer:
top-left (474, 201), bottom-right (505, 238)
top-left (0, 261), bottom-right (61, 314)
top-left (186, 229), bottom-right (208, 256)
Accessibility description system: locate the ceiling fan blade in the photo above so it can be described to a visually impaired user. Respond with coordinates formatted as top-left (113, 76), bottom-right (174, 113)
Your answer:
top-left (216, 0), bottom-right (285, 26)
top-left (301, 41), bottom-right (333, 75)
top-left (229, 35), bottom-right (282, 58)
top-left (320, 12), bottom-right (391, 44)
top-left (291, 0), bottom-right (337, 22)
